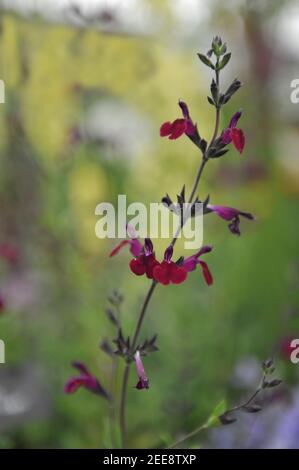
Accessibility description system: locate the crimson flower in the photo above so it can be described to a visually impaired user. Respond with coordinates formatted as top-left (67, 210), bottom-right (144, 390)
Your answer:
top-left (221, 110), bottom-right (245, 154)
top-left (152, 245), bottom-right (187, 285)
top-left (112, 235), bottom-right (213, 286)
top-left (207, 204), bottom-right (254, 236)
top-left (134, 351), bottom-right (149, 390)
top-left (64, 362), bottom-right (109, 398)
top-left (160, 100), bottom-right (197, 140)
top-left (183, 245), bottom-right (213, 286)
top-left (129, 238), bottom-right (159, 279)
top-left (153, 245), bottom-right (213, 286)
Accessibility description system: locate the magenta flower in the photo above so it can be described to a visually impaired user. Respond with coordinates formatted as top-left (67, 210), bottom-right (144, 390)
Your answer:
top-left (64, 362), bottom-right (109, 398)
top-left (160, 100), bottom-right (197, 140)
top-left (221, 110), bottom-right (245, 154)
top-left (183, 245), bottom-right (213, 286)
top-left (134, 351), bottom-right (149, 390)
top-left (129, 238), bottom-right (160, 279)
top-left (207, 204), bottom-right (254, 236)
top-left (152, 245), bottom-right (188, 285)
top-left (109, 226), bottom-right (143, 258)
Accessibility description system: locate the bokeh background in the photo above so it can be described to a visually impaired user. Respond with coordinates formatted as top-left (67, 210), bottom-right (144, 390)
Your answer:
top-left (0, 0), bottom-right (299, 449)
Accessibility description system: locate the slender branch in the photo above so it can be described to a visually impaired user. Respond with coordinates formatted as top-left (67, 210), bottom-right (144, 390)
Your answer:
top-left (119, 153), bottom-right (208, 447)
top-left (167, 368), bottom-right (281, 450)
top-left (119, 58), bottom-right (224, 449)
top-left (225, 377), bottom-right (265, 414)
top-left (171, 156), bottom-right (208, 245)
top-left (118, 154), bottom-right (207, 447)
top-left (118, 153), bottom-right (209, 447)
top-left (119, 280), bottom-right (157, 448)
top-left (131, 281), bottom-right (157, 349)
top-left (168, 384), bottom-right (263, 449)
top-left (187, 157), bottom-right (208, 206)
top-left (108, 359), bottom-right (118, 448)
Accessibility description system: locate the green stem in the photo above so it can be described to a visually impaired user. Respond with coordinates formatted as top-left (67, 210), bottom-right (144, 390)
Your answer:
top-left (119, 363), bottom-right (130, 448)
top-left (108, 303), bottom-right (121, 448)
top-left (131, 281), bottom-right (157, 349)
top-left (119, 281), bottom-right (157, 448)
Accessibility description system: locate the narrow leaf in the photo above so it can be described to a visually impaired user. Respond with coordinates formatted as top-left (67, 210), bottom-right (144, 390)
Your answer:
top-left (105, 308), bottom-right (119, 327)
top-left (209, 149), bottom-right (229, 159)
top-left (197, 53), bottom-right (215, 69)
top-left (219, 412), bottom-right (237, 425)
top-left (218, 52), bottom-right (231, 70)
top-left (205, 400), bottom-right (227, 428)
top-left (100, 340), bottom-right (114, 357)
top-left (243, 404), bottom-right (262, 413)
top-left (265, 379), bottom-right (282, 388)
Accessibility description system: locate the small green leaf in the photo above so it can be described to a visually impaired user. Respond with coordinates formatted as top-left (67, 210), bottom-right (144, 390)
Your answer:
top-left (219, 43), bottom-right (227, 55)
top-left (197, 53), bottom-right (215, 70)
top-left (218, 53), bottom-right (231, 70)
top-left (205, 399), bottom-right (227, 428)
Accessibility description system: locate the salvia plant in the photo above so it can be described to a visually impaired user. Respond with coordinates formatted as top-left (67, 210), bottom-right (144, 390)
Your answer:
top-left (64, 37), bottom-right (281, 449)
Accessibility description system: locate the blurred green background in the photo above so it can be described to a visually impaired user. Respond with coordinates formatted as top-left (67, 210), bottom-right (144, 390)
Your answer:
top-left (0, 0), bottom-right (299, 449)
